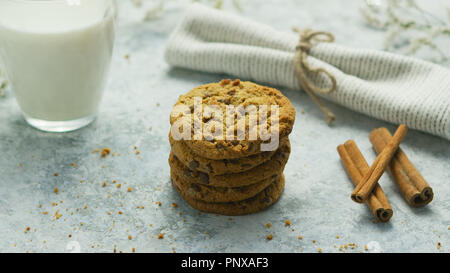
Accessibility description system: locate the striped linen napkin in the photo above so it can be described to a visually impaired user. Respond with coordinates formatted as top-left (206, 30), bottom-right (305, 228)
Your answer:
top-left (165, 3), bottom-right (450, 140)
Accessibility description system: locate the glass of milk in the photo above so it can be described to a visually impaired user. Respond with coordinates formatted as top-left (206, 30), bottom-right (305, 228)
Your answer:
top-left (0, 0), bottom-right (116, 132)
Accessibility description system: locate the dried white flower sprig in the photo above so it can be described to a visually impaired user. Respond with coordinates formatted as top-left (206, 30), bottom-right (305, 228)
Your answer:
top-left (130, 0), bottom-right (242, 21)
top-left (361, 0), bottom-right (450, 64)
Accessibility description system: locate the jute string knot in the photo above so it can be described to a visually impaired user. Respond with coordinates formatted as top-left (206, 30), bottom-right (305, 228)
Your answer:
top-left (293, 27), bottom-right (337, 125)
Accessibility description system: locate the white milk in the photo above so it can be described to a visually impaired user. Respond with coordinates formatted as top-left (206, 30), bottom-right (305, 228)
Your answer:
top-left (0, 0), bottom-right (115, 122)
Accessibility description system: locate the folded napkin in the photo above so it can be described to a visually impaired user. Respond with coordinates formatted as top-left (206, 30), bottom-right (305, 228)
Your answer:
top-left (165, 4), bottom-right (450, 140)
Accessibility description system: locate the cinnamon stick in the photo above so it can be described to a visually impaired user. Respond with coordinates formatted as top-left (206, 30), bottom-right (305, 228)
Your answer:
top-left (351, 124), bottom-right (408, 203)
top-left (370, 127), bottom-right (433, 207)
top-left (338, 140), bottom-right (393, 222)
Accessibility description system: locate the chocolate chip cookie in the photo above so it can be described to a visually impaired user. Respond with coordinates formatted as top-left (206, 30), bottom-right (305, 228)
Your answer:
top-left (168, 138), bottom-right (290, 188)
top-left (169, 79), bottom-right (296, 160)
top-left (172, 174), bottom-right (285, 216)
top-left (169, 134), bottom-right (287, 175)
top-left (171, 164), bottom-right (280, 203)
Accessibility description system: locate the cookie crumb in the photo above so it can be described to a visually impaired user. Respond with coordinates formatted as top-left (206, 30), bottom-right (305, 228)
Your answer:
top-left (312, 240), bottom-right (316, 244)
top-left (128, 235), bottom-right (132, 240)
top-left (101, 148), bottom-right (111, 157)
top-left (220, 79), bottom-right (232, 86)
top-left (266, 234), bottom-right (273, 240)
top-left (71, 163), bottom-right (77, 167)
top-left (127, 187), bottom-right (133, 192)
top-left (265, 223), bottom-right (272, 228)
top-left (437, 242), bottom-right (441, 250)
top-left (132, 248), bottom-right (135, 253)
top-left (172, 203), bottom-right (178, 208)
top-left (102, 181), bottom-right (107, 187)
top-left (156, 201), bottom-right (162, 206)
top-left (117, 184), bottom-right (121, 188)
top-left (54, 210), bottom-right (62, 220)
top-left (318, 248), bottom-right (322, 253)
top-left (364, 245), bottom-right (368, 251)
top-left (54, 187), bottom-right (59, 194)
top-left (284, 220), bottom-right (291, 226)
top-left (25, 227), bottom-right (30, 233)
top-left (298, 236), bottom-right (303, 240)
top-left (158, 233), bottom-right (164, 239)
top-left (118, 211), bottom-right (123, 215)
top-left (336, 235), bottom-right (340, 239)
top-left (53, 173), bottom-right (59, 177)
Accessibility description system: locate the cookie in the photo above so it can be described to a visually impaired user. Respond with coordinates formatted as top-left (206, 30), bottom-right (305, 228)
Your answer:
top-left (171, 165), bottom-right (280, 203)
top-left (169, 80), bottom-right (296, 159)
top-left (172, 174), bottom-right (285, 216)
top-left (170, 133), bottom-right (286, 175)
top-left (168, 138), bottom-right (290, 188)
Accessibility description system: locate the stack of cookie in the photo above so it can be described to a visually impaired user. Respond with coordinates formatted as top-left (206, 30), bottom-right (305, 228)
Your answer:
top-left (169, 79), bottom-right (295, 215)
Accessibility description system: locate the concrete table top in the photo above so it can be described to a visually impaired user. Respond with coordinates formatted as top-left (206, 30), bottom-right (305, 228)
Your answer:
top-left (0, 0), bottom-right (448, 253)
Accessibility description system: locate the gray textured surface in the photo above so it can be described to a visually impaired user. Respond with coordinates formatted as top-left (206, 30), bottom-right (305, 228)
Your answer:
top-left (0, 0), bottom-right (449, 253)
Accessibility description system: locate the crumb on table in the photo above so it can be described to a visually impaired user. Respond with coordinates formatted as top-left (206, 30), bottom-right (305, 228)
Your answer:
top-left (266, 234), bottom-right (273, 240)
top-left (101, 148), bottom-right (111, 157)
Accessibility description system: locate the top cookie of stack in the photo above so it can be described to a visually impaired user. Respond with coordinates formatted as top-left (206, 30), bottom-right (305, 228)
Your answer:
top-left (169, 79), bottom-right (296, 215)
top-left (170, 79), bottom-right (296, 159)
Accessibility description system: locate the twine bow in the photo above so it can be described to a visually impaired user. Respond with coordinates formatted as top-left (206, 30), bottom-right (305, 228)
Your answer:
top-left (293, 27), bottom-right (337, 124)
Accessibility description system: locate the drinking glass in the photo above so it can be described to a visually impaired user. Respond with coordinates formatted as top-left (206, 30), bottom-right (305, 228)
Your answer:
top-left (0, 0), bottom-right (116, 132)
